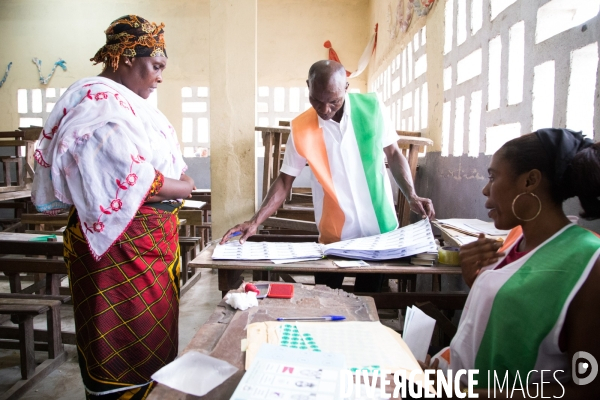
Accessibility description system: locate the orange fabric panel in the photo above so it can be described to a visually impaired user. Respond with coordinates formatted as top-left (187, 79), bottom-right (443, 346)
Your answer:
top-left (292, 109), bottom-right (345, 244)
top-left (499, 226), bottom-right (523, 252)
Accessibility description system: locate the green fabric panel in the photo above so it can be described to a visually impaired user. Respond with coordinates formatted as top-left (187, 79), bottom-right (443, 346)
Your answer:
top-left (474, 225), bottom-right (600, 388)
top-left (348, 93), bottom-right (397, 233)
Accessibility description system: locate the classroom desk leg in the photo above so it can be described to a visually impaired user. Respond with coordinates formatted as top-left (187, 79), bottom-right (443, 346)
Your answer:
top-left (217, 269), bottom-right (244, 297)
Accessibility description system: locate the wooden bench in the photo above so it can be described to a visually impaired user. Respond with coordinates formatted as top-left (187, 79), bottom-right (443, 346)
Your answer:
top-left (0, 295), bottom-right (69, 400)
top-left (178, 236), bottom-right (203, 296)
top-left (19, 213), bottom-right (69, 232)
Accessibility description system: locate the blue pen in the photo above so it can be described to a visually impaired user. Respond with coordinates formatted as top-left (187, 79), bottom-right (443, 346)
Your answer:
top-left (276, 315), bottom-right (346, 322)
top-left (231, 231), bottom-right (242, 238)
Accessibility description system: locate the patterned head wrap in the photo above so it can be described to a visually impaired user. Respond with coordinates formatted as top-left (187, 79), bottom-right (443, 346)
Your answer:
top-left (91, 15), bottom-right (167, 72)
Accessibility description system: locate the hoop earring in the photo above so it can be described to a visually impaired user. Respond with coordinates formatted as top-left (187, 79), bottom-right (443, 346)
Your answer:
top-left (512, 192), bottom-right (542, 222)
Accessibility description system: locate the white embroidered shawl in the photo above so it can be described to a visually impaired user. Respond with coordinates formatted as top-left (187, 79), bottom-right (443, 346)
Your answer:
top-left (32, 76), bottom-right (186, 259)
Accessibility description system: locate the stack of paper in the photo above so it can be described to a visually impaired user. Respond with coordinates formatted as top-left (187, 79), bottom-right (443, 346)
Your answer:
top-left (434, 218), bottom-right (509, 237)
top-left (410, 251), bottom-right (438, 266)
top-left (323, 218), bottom-right (437, 261)
top-left (402, 306), bottom-right (436, 362)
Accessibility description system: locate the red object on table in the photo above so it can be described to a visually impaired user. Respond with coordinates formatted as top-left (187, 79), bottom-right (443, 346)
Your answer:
top-left (244, 283), bottom-right (260, 295)
top-left (267, 283), bottom-right (294, 299)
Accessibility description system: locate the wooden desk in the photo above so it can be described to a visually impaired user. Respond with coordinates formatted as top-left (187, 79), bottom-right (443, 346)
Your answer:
top-left (147, 283), bottom-right (379, 400)
top-left (189, 242), bottom-right (467, 310)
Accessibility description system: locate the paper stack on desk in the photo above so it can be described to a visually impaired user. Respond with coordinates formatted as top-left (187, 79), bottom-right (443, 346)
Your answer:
top-left (323, 218), bottom-right (436, 260)
top-left (432, 218), bottom-right (509, 247)
top-left (212, 218), bottom-right (437, 261)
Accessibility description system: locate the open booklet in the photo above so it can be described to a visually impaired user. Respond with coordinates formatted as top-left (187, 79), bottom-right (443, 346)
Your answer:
top-left (212, 218), bottom-right (437, 261)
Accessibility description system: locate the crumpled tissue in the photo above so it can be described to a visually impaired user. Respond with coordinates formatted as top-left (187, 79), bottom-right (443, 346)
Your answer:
top-left (225, 291), bottom-right (258, 310)
top-left (151, 351), bottom-right (238, 396)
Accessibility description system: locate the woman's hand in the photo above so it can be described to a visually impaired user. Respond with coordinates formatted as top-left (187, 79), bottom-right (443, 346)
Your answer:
top-left (459, 233), bottom-right (505, 287)
top-left (180, 173), bottom-right (195, 198)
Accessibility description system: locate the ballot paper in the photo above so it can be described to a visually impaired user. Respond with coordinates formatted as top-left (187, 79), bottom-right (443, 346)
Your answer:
top-left (402, 306), bottom-right (436, 362)
top-left (212, 218), bottom-right (437, 261)
top-left (212, 241), bottom-right (324, 261)
top-left (323, 218), bottom-right (437, 260)
top-left (231, 343), bottom-right (346, 400)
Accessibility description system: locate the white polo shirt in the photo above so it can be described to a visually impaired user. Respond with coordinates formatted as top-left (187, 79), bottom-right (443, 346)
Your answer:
top-left (280, 94), bottom-right (399, 240)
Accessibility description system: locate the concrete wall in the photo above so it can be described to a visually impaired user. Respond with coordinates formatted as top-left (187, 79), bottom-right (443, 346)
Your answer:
top-left (258, 0), bottom-right (370, 91)
top-left (0, 0), bottom-right (368, 132)
top-left (0, 0), bottom-right (209, 140)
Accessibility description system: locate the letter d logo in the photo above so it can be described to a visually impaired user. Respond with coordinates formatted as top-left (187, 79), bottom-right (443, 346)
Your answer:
top-left (572, 351), bottom-right (598, 385)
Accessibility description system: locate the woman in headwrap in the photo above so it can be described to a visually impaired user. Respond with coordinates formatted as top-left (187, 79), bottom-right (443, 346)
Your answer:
top-left (32, 15), bottom-right (193, 399)
top-left (427, 129), bottom-right (600, 397)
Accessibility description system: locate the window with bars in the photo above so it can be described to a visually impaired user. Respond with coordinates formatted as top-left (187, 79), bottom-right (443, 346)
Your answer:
top-left (371, 0), bottom-right (599, 158)
top-left (16, 88), bottom-right (158, 129)
top-left (372, 27), bottom-right (429, 135)
top-left (440, 0), bottom-right (599, 157)
top-left (181, 86), bottom-right (210, 158)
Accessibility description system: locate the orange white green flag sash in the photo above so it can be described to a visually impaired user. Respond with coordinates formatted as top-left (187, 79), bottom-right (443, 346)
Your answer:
top-left (291, 93), bottom-right (398, 244)
top-left (446, 224), bottom-right (600, 387)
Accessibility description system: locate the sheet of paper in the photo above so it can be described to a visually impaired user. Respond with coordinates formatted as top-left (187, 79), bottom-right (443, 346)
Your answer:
top-left (212, 241), bottom-right (324, 260)
top-left (245, 321), bottom-right (435, 395)
top-left (402, 306), bottom-right (436, 362)
top-left (453, 235), bottom-right (479, 246)
top-left (334, 260), bottom-right (370, 268)
top-left (182, 199), bottom-right (206, 209)
top-left (294, 321), bottom-right (419, 372)
top-left (231, 343), bottom-right (345, 400)
top-left (151, 351), bottom-right (237, 397)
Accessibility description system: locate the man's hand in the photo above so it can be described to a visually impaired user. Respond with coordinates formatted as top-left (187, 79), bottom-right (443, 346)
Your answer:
top-left (459, 233), bottom-right (505, 287)
top-left (409, 196), bottom-right (435, 219)
top-left (220, 221), bottom-right (258, 245)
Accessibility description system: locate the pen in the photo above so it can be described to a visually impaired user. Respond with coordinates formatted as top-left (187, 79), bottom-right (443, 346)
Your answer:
top-left (276, 315), bottom-right (346, 321)
top-left (231, 231), bottom-right (242, 238)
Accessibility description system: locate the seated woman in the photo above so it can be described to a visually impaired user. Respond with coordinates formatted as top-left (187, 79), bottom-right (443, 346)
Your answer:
top-left (432, 129), bottom-right (600, 397)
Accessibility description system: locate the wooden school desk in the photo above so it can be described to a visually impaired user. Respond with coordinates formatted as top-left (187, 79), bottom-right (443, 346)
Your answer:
top-left (147, 283), bottom-right (379, 400)
top-left (188, 239), bottom-right (468, 311)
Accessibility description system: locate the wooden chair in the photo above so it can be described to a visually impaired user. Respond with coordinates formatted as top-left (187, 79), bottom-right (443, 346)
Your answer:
top-left (394, 131), bottom-right (433, 227)
top-left (257, 125), bottom-right (317, 234)
top-left (0, 295), bottom-right (69, 400)
top-left (257, 125), bottom-right (290, 200)
top-left (0, 128), bottom-right (40, 190)
top-left (0, 237), bottom-right (71, 399)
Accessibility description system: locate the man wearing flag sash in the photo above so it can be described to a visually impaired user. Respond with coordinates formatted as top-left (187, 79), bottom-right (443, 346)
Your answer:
top-left (222, 60), bottom-right (434, 291)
